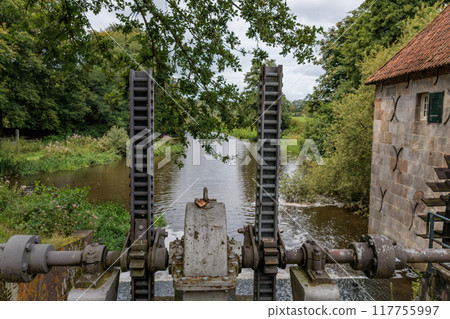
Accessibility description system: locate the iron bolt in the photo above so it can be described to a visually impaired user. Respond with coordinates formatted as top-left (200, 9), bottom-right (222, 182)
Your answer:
top-left (202, 277), bottom-right (208, 281)
top-left (228, 255), bottom-right (234, 259)
top-left (25, 243), bottom-right (33, 252)
top-left (138, 225), bottom-right (144, 230)
top-left (176, 270), bottom-right (181, 274)
top-left (22, 263), bottom-right (28, 272)
top-left (223, 276), bottom-right (229, 281)
top-left (229, 269), bottom-right (234, 274)
top-left (237, 228), bottom-right (244, 234)
top-left (181, 277), bottom-right (186, 281)
top-left (310, 240), bottom-right (316, 245)
top-left (175, 256), bottom-right (182, 260)
top-left (203, 187), bottom-right (209, 201)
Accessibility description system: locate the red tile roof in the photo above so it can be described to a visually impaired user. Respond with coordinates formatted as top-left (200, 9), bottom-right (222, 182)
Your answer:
top-left (365, 6), bottom-right (450, 85)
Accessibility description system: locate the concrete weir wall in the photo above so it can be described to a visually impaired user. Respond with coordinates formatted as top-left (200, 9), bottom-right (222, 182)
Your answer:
top-left (368, 74), bottom-right (450, 250)
top-left (0, 230), bottom-right (92, 301)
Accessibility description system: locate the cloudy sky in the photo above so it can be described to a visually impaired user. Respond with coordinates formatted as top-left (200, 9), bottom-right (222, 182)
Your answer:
top-left (87, 0), bottom-right (365, 101)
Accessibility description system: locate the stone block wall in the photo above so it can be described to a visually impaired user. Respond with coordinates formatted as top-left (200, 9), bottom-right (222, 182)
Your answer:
top-left (369, 74), bottom-right (450, 252)
top-left (0, 230), bottom-right (92, 301)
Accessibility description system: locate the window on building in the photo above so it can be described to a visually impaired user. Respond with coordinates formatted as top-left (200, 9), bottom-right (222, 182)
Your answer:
top-left (428, 92), bottom-right (444, 123)
top-left (420, 93), bottom-right (429, 121)
top-left (417, 92), bottom-right (444, 123)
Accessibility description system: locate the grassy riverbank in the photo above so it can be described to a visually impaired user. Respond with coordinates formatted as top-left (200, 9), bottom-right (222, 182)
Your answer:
top-left (227, 128), bottom-right (258, 142)
top-left (0, 127), bottom-right (127, 176)
top-left (228, 116), bottom-right (311, 153)
top-left (0, 179), bottom-right (165, 250)
top-left (0, 127), bottom-right (185, 177)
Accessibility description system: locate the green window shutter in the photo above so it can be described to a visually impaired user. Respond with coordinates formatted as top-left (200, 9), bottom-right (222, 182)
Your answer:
top-left (428, 92), bottom-right (444, 123)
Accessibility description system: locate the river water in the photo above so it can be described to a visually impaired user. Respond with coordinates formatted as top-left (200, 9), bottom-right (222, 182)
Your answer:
top-left (16, 137), bottom-right (416, 300)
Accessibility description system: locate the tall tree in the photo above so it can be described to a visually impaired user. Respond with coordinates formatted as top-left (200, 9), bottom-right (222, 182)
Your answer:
top-left (1, 0), bottom-right (320, 140)
top-left (305, 0), bottom-right (439, 114)
top-left (107, 0), bottom-right (320, 140)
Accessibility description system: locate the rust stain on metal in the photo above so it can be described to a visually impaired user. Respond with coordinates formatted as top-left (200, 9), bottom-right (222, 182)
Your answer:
top-left (195, 199), bottom-right (209, 208)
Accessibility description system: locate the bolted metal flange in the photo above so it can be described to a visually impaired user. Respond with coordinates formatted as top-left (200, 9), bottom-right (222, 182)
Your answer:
top-left (361, 234), bottom-right (396, 279)
top-left (0, 235), bottom-right (54, 283)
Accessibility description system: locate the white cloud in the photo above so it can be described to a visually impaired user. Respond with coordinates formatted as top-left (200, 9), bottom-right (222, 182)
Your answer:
top-left (88, 0), bottom-right (365, 100)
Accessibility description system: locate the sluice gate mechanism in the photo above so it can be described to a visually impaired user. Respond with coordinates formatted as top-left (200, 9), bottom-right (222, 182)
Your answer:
top-left (0, 67), bottom-right (449, 301)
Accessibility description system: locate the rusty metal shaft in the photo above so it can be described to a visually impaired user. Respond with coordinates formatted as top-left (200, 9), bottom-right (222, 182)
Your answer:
top-left (284, 245), bottom-right (450, 270)
top-left (47, 251), bottom-right (83, 266)
top-left (46, 251), bottom-right (121, 268)
top-left (323, 247), bottom-right (450, 265)
top-left (403, 248), bottom-right (450, 263)
top-left (325, 249), bottom-right (355, 264)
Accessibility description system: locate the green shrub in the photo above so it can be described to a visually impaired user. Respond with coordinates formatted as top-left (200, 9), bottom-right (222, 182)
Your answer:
top-left (90, 202), bottom-right (130, 251)
top-left (0, 179), bottom-right (168, 250)
top-left (19, 182), bottom-right (95, 236)
top-left (101, 126), bottom-right (129, 156)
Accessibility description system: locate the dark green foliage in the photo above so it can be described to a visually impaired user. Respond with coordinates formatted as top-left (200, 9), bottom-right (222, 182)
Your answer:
top-left (102, 126), bottom-right (129, 156)
top-left (302, 0), bottom-right (440, 132)
top-left (281, 2), bottom-right (444, 209)
top-left (314, 0), bottom-right (439, 105)
top-left (0, 0), bottom-right (320, 142)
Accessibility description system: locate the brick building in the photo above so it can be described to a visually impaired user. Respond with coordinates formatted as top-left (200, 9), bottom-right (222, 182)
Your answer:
top-left (365, 6), bottom-right (450, 252)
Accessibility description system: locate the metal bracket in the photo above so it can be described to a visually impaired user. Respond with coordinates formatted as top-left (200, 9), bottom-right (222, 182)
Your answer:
top-left (434, 68), bottom-right (440, 86)
top-left (76, 242), bottom-right (107, 288)
top-left (148, 228), bottom-right (168, 272)
top-left (390, 96), bottom-right (401, 122)
top-left (379, 187), bottom-right (387, 213)
top-left (409, 202), bottom-right (419, 230)
top-left (405, 74), bottom-right (410, 89)
top-left (392, 146), bottom-right (404, 172)
top-left (444, 113), bottom-right (450, 125)
top-left (301, 240), bottom-right (328, 283)
top-left (277, 230), bottom-right (287, 269)
top-left (241, 225), bottom-right (259, 270)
